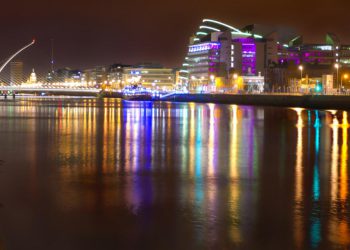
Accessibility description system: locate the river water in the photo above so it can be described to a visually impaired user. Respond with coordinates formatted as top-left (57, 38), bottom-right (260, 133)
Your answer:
top-left (0, 97), bottom-right (349, 250)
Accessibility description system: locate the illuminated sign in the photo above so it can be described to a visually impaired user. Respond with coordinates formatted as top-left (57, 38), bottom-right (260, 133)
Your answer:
top-left (314, 45), bottom-right (332, 51)
top-left (189, 43), bottom-right (220, 53)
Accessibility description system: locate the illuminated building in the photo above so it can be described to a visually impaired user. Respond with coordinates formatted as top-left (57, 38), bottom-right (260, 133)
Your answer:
top-left (10, 61), bottom-right (23, 85)
top-left (108, 64), bottom-right (130, 89)
top-left (28, 69), bottom-right (37, 84)
top-left (185, 19), bottom-right (265, 91)
top-left (300, 45), bottom-right (334, 65)
top-left (123, 64), bottom-right (176, 90)
top-left (83, 66), bottom-right (108, 86)
top-left (47, 68), bottom-right (83, 84)
top-left (339, 45), bottom-right (350, 65)
top-left (66, 70), bottom-right (83, 83)
top-left (184, 19), bottom-right (350, 91)
top-left (187, 42), bottom-right (221, 90)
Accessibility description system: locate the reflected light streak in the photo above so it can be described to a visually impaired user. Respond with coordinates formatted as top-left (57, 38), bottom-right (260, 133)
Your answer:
top-left (132, 108), bottom-right (140, 172)
top-left (229, 105), bottom-right (241, 243)
top-left (181, 107), bottom-right (188, 174)
top-left (311, 111), bottom-right (321, 249)
top-left (125, 108), bottom-right (132, 173)
top-left (195, 107), bottom-right (203, 178)
top-left (207, 104), bottom-right (215, 177)
top-left (189, 103), bottom-right (195, 176)
top-left (328, 113), bottom-right (350, 250)
top-left (294, 108), bottom-right (304, 248)
top-left (313, 111), bottom-right (321, 201)
top-left (115, 106), bottom-right (121, 172)
top-left (330, 115), bottom-right (339, 203)
top-left (230, 105), bottom-right (239, 179)
top-left (340, 112), bottom-right (348, 201)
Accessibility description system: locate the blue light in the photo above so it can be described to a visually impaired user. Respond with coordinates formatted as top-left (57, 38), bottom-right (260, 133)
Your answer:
top-left (315, 81), bottom-right (322, 93)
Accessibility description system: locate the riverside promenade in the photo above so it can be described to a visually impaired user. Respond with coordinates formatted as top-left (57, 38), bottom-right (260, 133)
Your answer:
top-left (161, 93), bottom-right (350, 110)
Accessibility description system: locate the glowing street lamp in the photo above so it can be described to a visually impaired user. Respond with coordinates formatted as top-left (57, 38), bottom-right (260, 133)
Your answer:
top-left (298, 65), bottom-right (303, 82)
top-left (341, 73), bottom-right (348, 90)
top-left (210, 75), bottom-right (215, 85)
top-left (209, 75), bottom-right (215, 92)
top-left (335, 63), bottom-right (340, 89)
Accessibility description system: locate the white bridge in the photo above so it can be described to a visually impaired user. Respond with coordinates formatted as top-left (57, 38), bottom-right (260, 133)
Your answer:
top-left (0, 85), bottom-right (101, 94)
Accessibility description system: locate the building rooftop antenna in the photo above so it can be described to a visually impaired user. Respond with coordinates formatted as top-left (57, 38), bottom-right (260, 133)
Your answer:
top-left (51, 39), bottom-right (54, 73)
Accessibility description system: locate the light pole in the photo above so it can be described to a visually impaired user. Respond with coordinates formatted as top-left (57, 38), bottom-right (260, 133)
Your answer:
top-left (341, 74), bottom-right (348, 92)
top-left (191, 76), bottom-right (196, 92)
top-left (298, 65), bottom-right (303, 93)
top-left (210, 75), bottom-right (215, 92)
top-left (298, 65), bottom-right (303, 80)
top-left (335, 63), bottom-right (340, 91)
top-left (200, 76), bottom-right (204, 92)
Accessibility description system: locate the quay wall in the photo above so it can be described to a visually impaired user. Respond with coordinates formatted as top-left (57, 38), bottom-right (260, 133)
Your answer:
top-left (161, 94), bottom-right (350, 110)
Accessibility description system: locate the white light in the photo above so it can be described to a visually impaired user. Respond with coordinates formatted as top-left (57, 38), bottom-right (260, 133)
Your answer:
top-left (199, 25), bottom-right (220, 32)
top-left (203, 19), bottom-right (241, 32)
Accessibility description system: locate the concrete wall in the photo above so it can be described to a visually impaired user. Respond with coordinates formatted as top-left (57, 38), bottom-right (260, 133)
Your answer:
top-left (162, 93), bottom-right (350, 110)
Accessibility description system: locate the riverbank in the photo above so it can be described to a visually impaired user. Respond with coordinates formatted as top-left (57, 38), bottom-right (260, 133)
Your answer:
top-left (160, 93), bottom-right (350, 110)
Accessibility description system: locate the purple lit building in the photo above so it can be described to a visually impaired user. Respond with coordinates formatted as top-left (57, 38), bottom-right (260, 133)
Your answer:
top-left (185, 20), bottom-right (266, 90)
top-left (183, 19), bottom-right (350, 90)
top-left (187, 42), bottom-right (221, 90)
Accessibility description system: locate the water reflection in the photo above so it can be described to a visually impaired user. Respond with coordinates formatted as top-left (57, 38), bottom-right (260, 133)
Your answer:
top-left (0, 98), bottom-right (350, 249)
top-left (229, 105), bottom-right (241, 243)
top-left (293, 108), bottom-right (304, 248)
top-left (310, 111), bottom-right (321, 248)
top-left (328, 111), bottom-right (350, 245)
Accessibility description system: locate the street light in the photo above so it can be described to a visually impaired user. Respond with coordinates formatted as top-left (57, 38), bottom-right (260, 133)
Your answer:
top-left (341, 73), bottom-right (348, 90)
top-left (209, 75), bottom-right (215, 92)
top-left (298, 65), bottom-right (303, 81)
top-left (190, 76), bottom-right (196, 91)
top-left (298, 65), bottom-right (303, 93)
top-left (335, 63), bottom-right (340, 90)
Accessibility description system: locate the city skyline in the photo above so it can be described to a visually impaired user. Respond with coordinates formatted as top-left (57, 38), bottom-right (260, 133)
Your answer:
top-left (0, 0), bottom-right (349, 75)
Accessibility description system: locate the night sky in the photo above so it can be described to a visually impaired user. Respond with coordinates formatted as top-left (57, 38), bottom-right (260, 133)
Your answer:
top-left (0, 0), bottom-right (348, 76)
